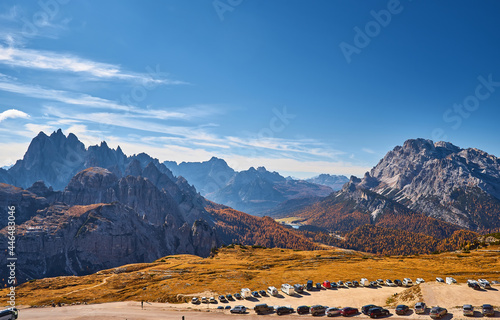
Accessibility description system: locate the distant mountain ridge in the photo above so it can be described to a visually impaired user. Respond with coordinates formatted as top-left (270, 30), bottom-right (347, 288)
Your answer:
top-left (165, 160), bottom-right (344, 215)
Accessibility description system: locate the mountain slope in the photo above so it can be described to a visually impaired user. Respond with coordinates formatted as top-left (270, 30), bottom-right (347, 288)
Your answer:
top-left (288, 139), bottom-right (500, 233)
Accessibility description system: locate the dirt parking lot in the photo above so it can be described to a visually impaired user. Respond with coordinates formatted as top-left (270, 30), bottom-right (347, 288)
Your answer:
top-left (18, 283), bottom-right (499, 319)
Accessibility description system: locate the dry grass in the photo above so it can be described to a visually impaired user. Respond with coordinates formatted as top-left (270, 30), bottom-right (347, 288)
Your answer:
top-left (3, 245), bottom-right (499, 307)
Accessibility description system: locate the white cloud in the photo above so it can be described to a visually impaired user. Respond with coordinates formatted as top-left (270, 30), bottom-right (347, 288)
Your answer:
top-left (362, 148), bottom-right (375, 154)
top-left (0, 108), bottom-right (30, 122)
top-left (0, 46), bottom-right (186, 85)
top-left (0, 79), bottom-right (191, 120)
top-left (0, 142), bottom-right (29, 167)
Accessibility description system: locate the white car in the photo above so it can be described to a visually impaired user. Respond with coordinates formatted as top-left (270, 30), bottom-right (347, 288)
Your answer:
top-left (416, 278), bottom-right (425, 284)
top-left (385, 279), bottom-right (396, 287)
top-left (446, 277), bottom-right (457, 285)
top-left (436, 277), bottom-right (444, 283)
top-left (403, 278), bottom-right (413, 286)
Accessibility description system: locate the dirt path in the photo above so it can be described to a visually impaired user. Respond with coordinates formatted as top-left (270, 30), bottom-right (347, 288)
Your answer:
top-left (64, 274), bottom-right (116, 296)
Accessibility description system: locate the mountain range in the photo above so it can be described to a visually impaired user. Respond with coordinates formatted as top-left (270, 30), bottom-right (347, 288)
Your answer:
top-left (285, 139), bottom-right (500, 234)
top-left (1, 131), bottom-right (499, 282)
top-left (0, 130), bottom-right (319, 284)
top-left (164, 159), bottom-right (343, 215)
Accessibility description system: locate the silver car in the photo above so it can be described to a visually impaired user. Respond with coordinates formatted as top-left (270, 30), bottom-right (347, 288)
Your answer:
top-left (463, 304), bottom-right (474, 316)
top-left (327, 307), bottom-right (341, 317)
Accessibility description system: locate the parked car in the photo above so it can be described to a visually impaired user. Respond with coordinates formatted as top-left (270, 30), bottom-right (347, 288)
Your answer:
top-left (306, 280), bottom-right (314, 291)
top-left (267, 286), bottom-right (278, 296)
top-left (385, 279), bottom-right (395, 287)
top-left (327, 307), bottom-right (341, 317)
top-left (369, 307), bottom-right (390, 318)
top-left (445, 277), bottom-right (456, 285)
top-left (254, 303), bottom-right (274, 315)
top-left (276, 306), bottom-right (293, 316)
top-left (482, 304), bottom-right (495, 317)
top-left (370, 281), bottom-right (378, 287)
top-left (436, 277), bottom-right (444, 283)
top-left (331, 282), bottom-right (338, 289)
top-left (323, 280), bottom-right (332, 289)
top-left (230, 305), bottom-right (246, 314)
top-left (218, 295), bottom-right (227, 302)
top-left (241, 288), bottom-right (252, 299)
top-left (297, 305), bottom-right (310, 315)
top-left (394, 279), bottom-right (402, 286)
top-left (234, 293), bottom-right (242, 299)
top-left (414, 302), bottom-right (426, 314)
top-left (353, 280), bottom-right (359, 287)
top-left (376, 279), bottom-right (384, 285)
top-left (316, 283), bottom-right (322, 290)
top-left (345, 281), bottom-right (353, 288)
top-left (430, 306), bottom-right (447, 319)
top-left (191, 297), bottom-right (200, 304)
top-left (395, 305), bottom-right (409, 315)
top-left (217, 306), bottom-right (224, 310)
top-left (281, 283), bottom-right (295, 296)
top-left (293, 284), bottom-right (304, 293)
top-left (209, 297), bottom-right (216, 303)
top-left (226, 294), bottom-right (233, 300)
top-left (251, 291), bottom-right (259, 298)
top-left (463, 304), bottom-right (474, 316)
top-left (259, 290), bottom-right (267, 296)
top-left (416, 278), bottom-right (425, 284)
top-left (341, 307), bottom-right (358, 316)
top-left (362, 305), bottom-right (379, 315)
top-left (403, 278), bottom-right (413, 286)
top-left (201, 297), bottom-right (208, 303)
top-left (336, 280), bottom-right (343, 287)
top-left (479, 279), bottom-right (492, 289)
top-left (225, 306), bottom-right (231, 310)
top-left (360, 278), bottom-right (369, 287)
top-left (311, 305), bottom-right (327, 316)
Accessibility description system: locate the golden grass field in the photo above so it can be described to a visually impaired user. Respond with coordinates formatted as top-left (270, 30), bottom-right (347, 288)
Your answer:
top-left (3, 244), bottom-right (499, 308)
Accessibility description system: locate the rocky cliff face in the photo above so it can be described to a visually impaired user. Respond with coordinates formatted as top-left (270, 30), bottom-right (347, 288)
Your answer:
top-left (348, 139), bottom-right (500, 230)
top-left (0, 165), bottom-right (219, 284)
top-left (7, 130), bottom-right (177, 191)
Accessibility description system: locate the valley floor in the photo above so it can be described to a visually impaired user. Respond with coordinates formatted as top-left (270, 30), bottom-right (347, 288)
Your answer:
top-left (18, 283), bottom-right (500, 319)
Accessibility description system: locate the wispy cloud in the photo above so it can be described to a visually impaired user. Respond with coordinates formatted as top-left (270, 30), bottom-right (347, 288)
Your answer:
top-left (362, 147), bottom-right (375, 154)
top-left (0, 46), bottom-right (186, 85)
top-left (0, 108), bottom-right (30, 122)
top-left (0, 79), bottom-right (192, 120)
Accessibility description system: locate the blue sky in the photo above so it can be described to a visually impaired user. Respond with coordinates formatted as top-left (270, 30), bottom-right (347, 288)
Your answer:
top-left (1, 0), bottom-right (500, 178)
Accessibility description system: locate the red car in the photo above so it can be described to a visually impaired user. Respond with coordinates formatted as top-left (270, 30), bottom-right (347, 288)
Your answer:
top-left (323, 280), bottom-right (331, 289)
top-left (341, 307), bottom-right (359, 316)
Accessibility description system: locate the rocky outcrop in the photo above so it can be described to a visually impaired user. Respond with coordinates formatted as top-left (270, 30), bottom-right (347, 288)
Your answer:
top-left (6, 130), bottom-right (177, 191)
top-left (0, 183), bottom-right (49, 229)
top-left (345, 139), bottom-right (500, 230)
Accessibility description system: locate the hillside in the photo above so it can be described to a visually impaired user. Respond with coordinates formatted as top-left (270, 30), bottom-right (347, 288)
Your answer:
top-left (4, 245), bottom-right (499, 307)
top-left (206, 202), bottom-right (319, 250)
